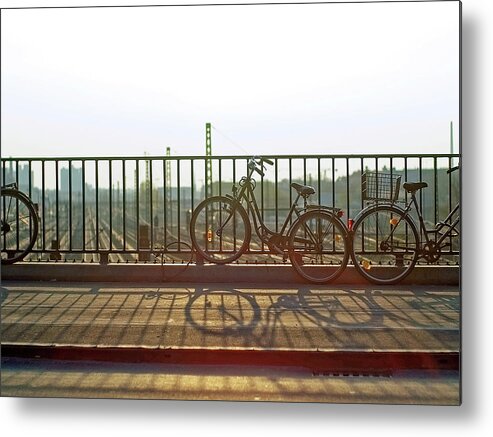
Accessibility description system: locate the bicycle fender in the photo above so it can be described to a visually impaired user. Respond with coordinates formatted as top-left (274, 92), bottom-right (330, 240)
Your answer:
top-left (351, 203), bottom-right (417, 228)
top-left (1, 188), bottom-right (35, 208)
top-left (287, 209), bottom-right (348, 237)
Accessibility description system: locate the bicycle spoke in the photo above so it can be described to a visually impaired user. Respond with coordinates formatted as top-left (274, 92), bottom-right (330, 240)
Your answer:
top-left (289, 211), bottom-right (348, 283)
top-left (1, 188), bottom-right (39, 264)
top-left (351, 206), bottom-right (418, 284)
top-left (190, 196), bottom-right (249, 263)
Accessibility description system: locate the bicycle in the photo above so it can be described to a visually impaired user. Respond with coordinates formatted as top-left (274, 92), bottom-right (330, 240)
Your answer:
top-left (1, 183), bottom-right (39, 264)
top-left (189, 156), bottom-right (349, 283)
top-left (350, 165), bottom-right (460, 284)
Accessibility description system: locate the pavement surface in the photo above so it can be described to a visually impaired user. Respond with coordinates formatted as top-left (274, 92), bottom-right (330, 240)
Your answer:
top-left (0, 281), bottom-right (461, 404)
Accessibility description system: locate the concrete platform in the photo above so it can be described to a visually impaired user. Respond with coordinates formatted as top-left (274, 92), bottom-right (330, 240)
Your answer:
top-left (0, 280), bottom-right (461, 403)
top-left (1, 357), bottom-right (460, 405)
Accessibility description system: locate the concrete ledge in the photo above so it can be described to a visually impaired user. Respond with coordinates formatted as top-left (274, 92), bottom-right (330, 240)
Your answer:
top-left (1, 262), bottom-right (459, 285)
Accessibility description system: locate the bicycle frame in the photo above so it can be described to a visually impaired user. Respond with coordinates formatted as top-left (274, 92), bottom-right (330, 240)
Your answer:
top-left (223, 164), bottom-right (345, 252)
top-left (357, 191), bottom-right (460, 256)
top-left (229, 175), bottom-right (305, 245)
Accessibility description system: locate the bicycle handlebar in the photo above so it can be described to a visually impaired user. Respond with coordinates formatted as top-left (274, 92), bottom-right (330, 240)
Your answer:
top-left (248, 156), bottom-right (273, 177)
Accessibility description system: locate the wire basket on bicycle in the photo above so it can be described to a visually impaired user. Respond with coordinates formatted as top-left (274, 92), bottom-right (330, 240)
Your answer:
top-left (362, 172), bottom-right (401, 203)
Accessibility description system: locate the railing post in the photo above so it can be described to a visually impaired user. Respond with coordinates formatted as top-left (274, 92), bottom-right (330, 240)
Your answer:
top-left (138, 224), bottom-right (150, 261)
top-left (50, 240), bottom-right (61, 261)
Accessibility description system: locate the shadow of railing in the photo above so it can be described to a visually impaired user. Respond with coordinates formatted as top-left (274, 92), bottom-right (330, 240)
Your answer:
top-left (1, 283), bottom-right (459, 352)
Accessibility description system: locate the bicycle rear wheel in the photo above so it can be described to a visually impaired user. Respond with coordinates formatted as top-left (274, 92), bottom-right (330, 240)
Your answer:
top-left (288, 210), bottom-right (349, 283)
top-left (351, 205), bottom-right (419, 285)
top-left (190, 196), bottom-right (251, 264)
top-left (1, 188), bottom-right (39, 264)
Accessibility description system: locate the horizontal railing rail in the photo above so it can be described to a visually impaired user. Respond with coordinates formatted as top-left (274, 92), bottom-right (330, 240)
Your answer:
top-left (1, 153), bottom-right (460, 264)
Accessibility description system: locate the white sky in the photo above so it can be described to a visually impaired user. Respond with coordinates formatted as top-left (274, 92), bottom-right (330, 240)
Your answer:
top-left (1, 1), bottom-right (460, 158)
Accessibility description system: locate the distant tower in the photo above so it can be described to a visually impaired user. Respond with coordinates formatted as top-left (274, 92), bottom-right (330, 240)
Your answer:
top-left (205, 122), bottom-right (212, 198)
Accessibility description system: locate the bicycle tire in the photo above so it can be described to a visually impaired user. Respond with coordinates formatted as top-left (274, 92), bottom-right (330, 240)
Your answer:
top-left (1, 188), bottom-right (39, 265)
top-left (350, 204), bottom-right (419, 285)
top-left (190, 196), bottom-right (251, 264)
top-left (288, 210), bottom-right (349, 284)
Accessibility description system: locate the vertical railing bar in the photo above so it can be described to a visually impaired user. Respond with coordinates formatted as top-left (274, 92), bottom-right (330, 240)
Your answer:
top-left (95, 160), bottom-right (99, 252)
top-left (360, 157), bottom-right (364, 257)
top-left (122, 160), bottom-right (126, 251)
top-left (289, 158), bottom-right (292, 227)
top-left (261, 158), bottom-right (264, 252)
top-left (150, 159), bottom-right (154, 253)
top-left (346, 158), bottom-right (350, 220)
top-left (136, 159), bottom-right (140, 253)
top-left (177, 159), bottom-right (181, 250)
top-left (109, 159), bottom-right (113, 251)
top-left (163, 158), bottom-right (167, 251)
top-left (55, 160), bottom-right (59, 255)
top-left (218, 159), bottom-right (222, 253)
top-left (317, 158), bottom-right (321, 206)
top-left (275, 158), bottom-right (279, 232)
top-left (434, 156), bottom-right (438, 228)
top-left (69, 160), bottom-right (73, 253)
top-left (419, 157), bottom-right (423, 241)
top-left (404, 157), bottom-right (408, 248)
top-left (303, 157), bottom-right (307, 186)
top-left (375, 156), bottom-right (379, 253)
top-left (82, 160), bottom-right (86, 255)
top-left (191, 159), bottom-right (195, 238)
top-left (28, 160), bottom-right (33, 256)
top-left (448, 156), bottom-right (453, 217)
top-left (233, 158), bottom-right (237, 250)
top-left (390, 157), bottom-right (393, 200)
top-left (15, 160), bottom-right (19, 250)
top-left (1, 161), bottom-right (5, 252)
top-left (218, 159), bottom-right (222, 197)
top-left (360, 157), bottom-right (364, 210)
top-left (389, 156), bottom-right (394, 250)
top-left (331, 157), bottom-right (335, 210)
top-left (42, 161), bottom-right (46, 252)
top-left (28, 160), bottom-right (32, 198)
top-left (404, 156), bottom-right (409, 206)
top-left (448, 155), bottom-right (453, 254)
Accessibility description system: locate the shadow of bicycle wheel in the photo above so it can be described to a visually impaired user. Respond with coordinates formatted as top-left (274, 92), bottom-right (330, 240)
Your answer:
top-left (185, 286), bottom-right (261, 336)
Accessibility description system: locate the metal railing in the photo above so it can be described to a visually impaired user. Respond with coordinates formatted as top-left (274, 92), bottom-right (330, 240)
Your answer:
top-left (1, 154), bottom-right (460, 264)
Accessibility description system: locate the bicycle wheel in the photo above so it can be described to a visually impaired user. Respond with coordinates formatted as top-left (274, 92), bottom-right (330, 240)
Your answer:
top-left (351, 205), bottom-right (419, 285)
top-left (190, 196), bottom-right (251, 264)
top-left (288, 210), bottom-right (349, 283)
top-left (1, 188), bottom-right (39, 264)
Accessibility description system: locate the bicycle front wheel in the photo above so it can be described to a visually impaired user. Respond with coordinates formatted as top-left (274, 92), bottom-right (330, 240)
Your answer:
top-left (351, 205), bottom-right (419, 285)
top-left (190, 196), bottom-right (251, 264)
top-left (1, 188), bottom-right (39, 265)
top-left (288, 211), bottom-right (349, 283)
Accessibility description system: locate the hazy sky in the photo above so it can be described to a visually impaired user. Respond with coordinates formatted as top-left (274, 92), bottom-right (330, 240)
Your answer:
top-left (1, 1), bottom-right (460, 158)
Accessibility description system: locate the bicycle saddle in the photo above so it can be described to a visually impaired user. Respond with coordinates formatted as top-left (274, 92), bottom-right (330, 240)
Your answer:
top-left (403, 182), bottom-right (428, 193)
top-left (291, 182), bottom-right (315, 196)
